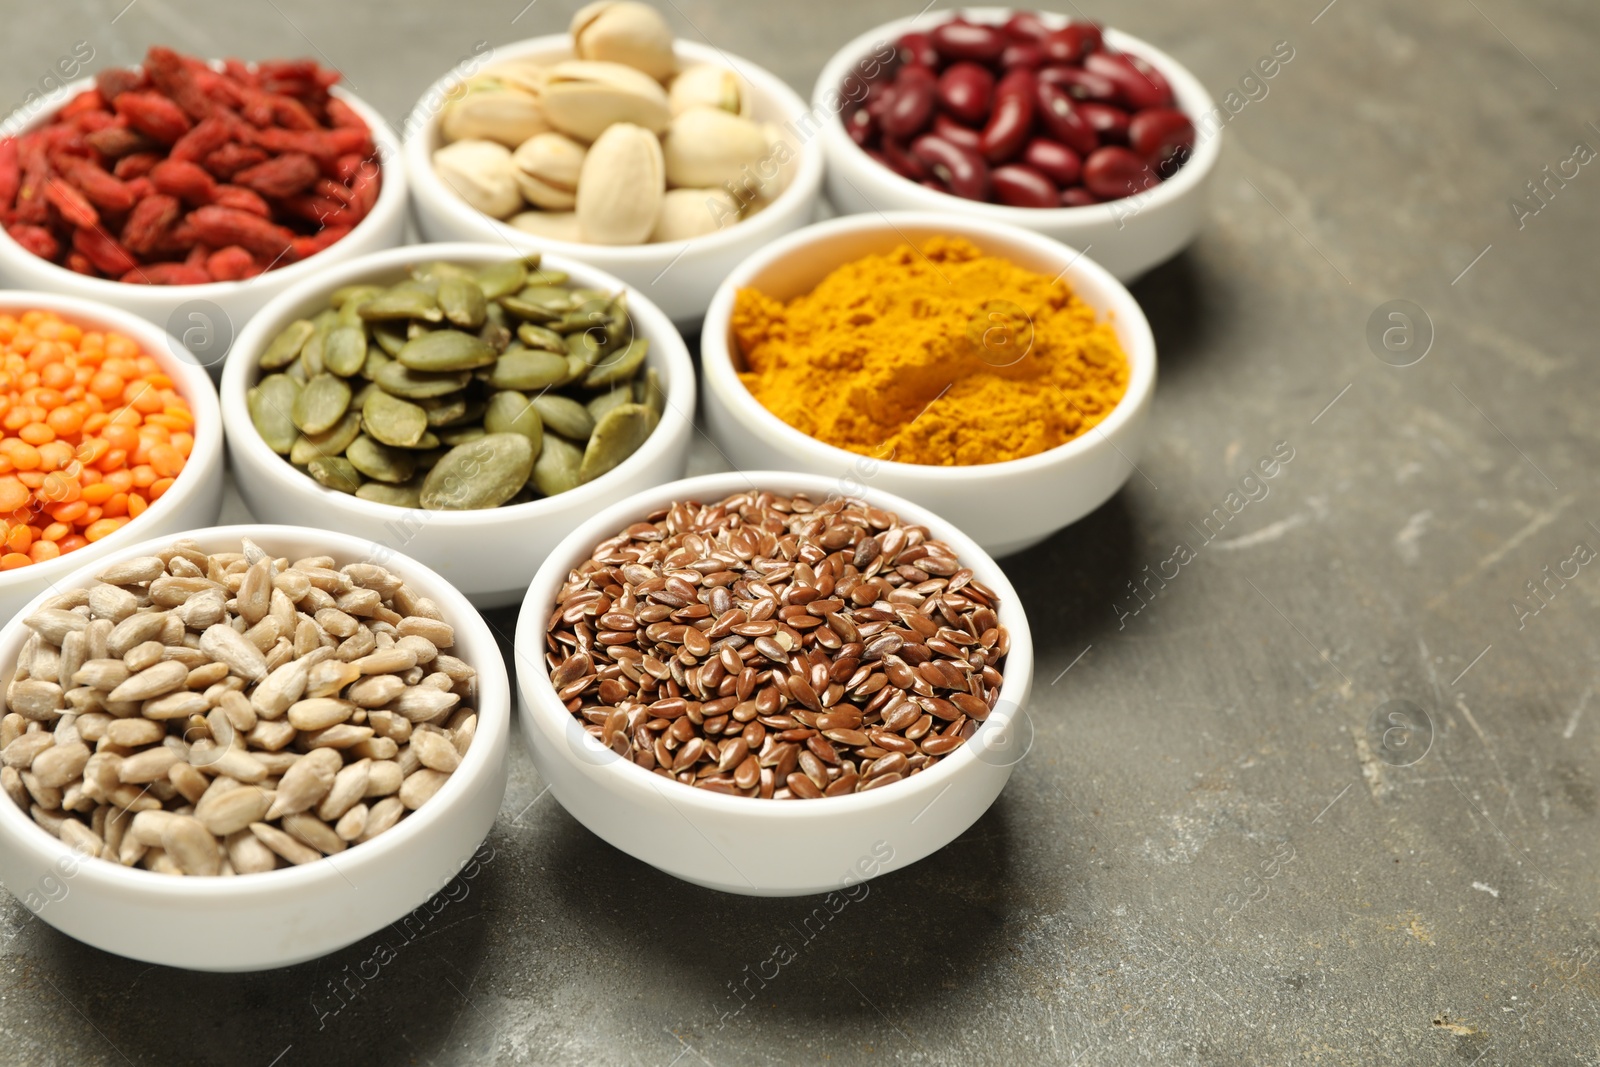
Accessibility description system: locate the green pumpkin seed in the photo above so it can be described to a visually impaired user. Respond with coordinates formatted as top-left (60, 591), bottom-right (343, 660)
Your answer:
top-left (411, 261), bottom-right (475, 285)
top-left (489, 348), bottom-right (569, 390)
top-left (438, 425), bottom-right (487, 446)
top-left (362, 390), bottom-right (429, 448)
top-left (260, 319), bottom-right (315, 370)
top-left (248, 374), bottom-right (301, 454)
top-left (638, 367), bottom-right (667, 418)
top-left (532, 395), bottom-right (595, 441)
top-left (497, 294), bottom-right (557, 323)
top-left (517, 322), bottom-right (566, 352)
top-left (532, 434), bottom-right (583, 497)
top-left (397, 330), bottom-right (497, 372)
top-left (419, 394), bottom-right (467, 427)
top-left (479, 306), bottom-right (513, 353)
top-left (329, 283), bottom-right (384, 310)
top-left (414, 431), bottom-right (442, 450)
top-left (307, 456), bottom-right (361, 494)
top-left (420, 434), bottom-right (535, 511)
top-left (484, 391), bottom-right (544, 451)
top-left (284, 359), bottom-right (309, 385)
top-left (605, 293), bottom-right (630, 348)
top-left (371, 321), bottom-right (407, 356)
top-left (474, 259), bottom-right (528, 301)
top-left (565, 327), bottom-right (608, 362)
top-left (579, 403), bottom-right (656, 484)
top-left (298, 311), bottom-right (335, 376)
top-left (292, 373), bottom-right (352, 435)
top-left (356, 480), bottom-right (423, 508)
top-left (584, 338), bottom-right (648, 388)
top-left (375, 362), bottom-right (472, 399)
top-left (411, 448), bottom-right (448, 470)
top-left (360, 284), bottom-right (442, 322)
top-left (346, 435), bottom-right (416, 484)
top-left (289, 411), bottom-right (362, 465)
top-left (527, 270), bottom-right (571, 288)
top-left (361, 345), bottom-right (390, 380)
top-left (323, 325), bottom-right (368, 377)
top-left (587, 384), bottom-right (634, 424)
top-left (438, 276), bottom-right (488, 329)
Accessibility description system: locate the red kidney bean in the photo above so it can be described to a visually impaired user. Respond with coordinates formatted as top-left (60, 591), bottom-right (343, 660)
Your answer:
top-left (1033, 81), bottom-right (1098, 156)
top-left (978, 68), bottom-right (1035, 163)
top-left (1083, 145), bottom-right (1157, 199)
top-left (1060, 187), bottom-right (1100, 207)
top-left (845, 107), bottom-right (875, 147)
top-left (936, 62), bottom-right (995, 126)
top-left (1022, 138), bottom-right (1081, 186)
top-left (1041, 24), bottom-right (1101, 65)
top-left (910, 134), bottom-right (989, 200)
top-left (880, 137), bottom-right (930, 182)
top-left (1002, 12), bottom-right (1051, 41)
top-left (1000, 42), bottom-right (1044, 69)
top-left (991, 163), bottom-right (1058, 208)
top-left (932, 113), bottom-right (982, 151)
top-left (896, 32), bottom-right (939, 69)
top-left (930, 20), bottom-right (1006, 63)
top-left (880, 65), bottom-right (937, 140)
top-left (1038, 65), bottom-right (1120, 103)
top-left (1084, 52), bottom-right (1174, 110)
top-left (1129, 106), bottom-right (1195, 171)
top-left (1077, 102), bottom-right (1131, 144)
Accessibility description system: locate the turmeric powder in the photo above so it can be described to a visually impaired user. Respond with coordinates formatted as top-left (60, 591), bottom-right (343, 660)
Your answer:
top-left (732, 236), bottom-right (1129, 466)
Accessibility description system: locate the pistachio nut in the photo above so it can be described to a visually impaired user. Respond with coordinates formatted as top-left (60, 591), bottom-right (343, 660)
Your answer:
top-left (433, 139), bottom-right (523, 219)
top-left (576, 122), bottom-right (664, 246)
top-left (508, 211), bottom-right (583, 242)
top-left (440, 81), bottom-right (549, 147)
top-left (512, 132), bottom-right (586, 211)
top-left (541, 60), bottom-right (671, 142)
top-left (650, 187), bottom-right (739, 242)
top-left (481, 58), bottom-right (553, 98)
top-left (668, 63), bottom-right (747, 117)
top-left (661, 106), bottom-right (768, 189)
top-left (571, 1), bottom-right (677, 81)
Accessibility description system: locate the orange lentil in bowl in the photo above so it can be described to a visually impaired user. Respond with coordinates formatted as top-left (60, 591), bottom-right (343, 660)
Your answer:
top-left (0, 310), bottom-right (194, 569)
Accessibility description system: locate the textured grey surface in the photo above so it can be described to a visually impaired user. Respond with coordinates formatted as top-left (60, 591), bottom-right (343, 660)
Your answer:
top-left (2, 0), bottom-right (1598, 1064)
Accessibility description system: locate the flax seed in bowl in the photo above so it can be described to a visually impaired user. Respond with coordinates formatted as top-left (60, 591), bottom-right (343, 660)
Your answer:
top-left (516, 470), bottom-right (1034, 896)
top-left (0, 524), bottom-right (510, 971)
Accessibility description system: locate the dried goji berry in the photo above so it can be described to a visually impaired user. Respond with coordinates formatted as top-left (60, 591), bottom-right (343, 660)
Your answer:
top-left (72, 227), bottom-right (138, 276)
top-left (59, 158), bottom-right (135, 214)
top-left (206, 245), bottom-right (258, 281)
top-left (184, 242), bottom-right (211, 269)
top-left (149, 160), bottom-right (217, 204)
top-left (145, 46), bottom-right (214, 122)
top-left (121, 193), bottom-right (180, 255)
top-left (13, 141), bottom-right (51, 225)
top-left (70, 110), bottom-right (118, 134)
top-left (290, 224), bottom-right (349, 260)
top-left (325, 98), bottom-right (366, 131)
top-left (113, 91), bottom-right (192, 145)
top-left (162, 215), bottom-right (200, 253)
top-left (168, 117), bottom-right (232, 164)
top-left (60, 90), bottom-right (108, 119)
top-left (64, 251), bottom-right (96, 275)
top-left (120, 262), bottom-right (211, 285)
top-left (123, 177), bottom-right (154, 201)
top-left (348, 160), bottom-right (381, 220)
top-left (210, 185), bottom-right (270, 217)
top-left (6, 224), bottom-right (57, 260)
top-left (86, 126), bottom-right (156, 160)
top-left (222, 59), bottom-right (259, 90)
top-left (0, 140), bottom-right (18, 213)
top-left (95, 68), bottom-right (147, 104)
top-left (202, 142), bottom-right (268, 179)
top-left (44, 178), bottom-right (98, 229)
top-left (112, 151), bottom-right (162, 180)
top-left (279, 194), bottom-right (350, 227)
top-left (234, 152), bottom-right (318, 198)
top-left (189, 205), bottom-right (296, 261)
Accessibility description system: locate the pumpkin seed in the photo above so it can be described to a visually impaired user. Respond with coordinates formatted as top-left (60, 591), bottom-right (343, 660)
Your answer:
top-left (489, 348), bottom-right (569, 390)
top-left (566, 326), bottom-right (609, 363)
top-left (411, 260), bottom-right (475, 285)
top-left (474, 259), bottom-right (528, 300)
top-left (413, 431), bottom-right (442, 450)
top-left (360, 285), bottom-right (442, 322)
top-left (249, 374), bottom-right (301, 454)
top-left (532, 434), bottom-right (583, 497)
top-left (587, 384), bottom-right (634, 424)
top-left (362, 391), bottom-right (429, 448)
top-left (323, 326), bottom-right (368, 377)
top-left (517, 322), bottom-right (566, 352)
top-left (346, 436), bottom-right (416, 484)
top-left (356, 481), bottom-right (423, 508)
top-left (419, 394), bottom-right (468, 427)
top-left (260, 320), bottom-right (315, 370)
top-left (290, 411), bottom-right (362, 465)
top-left (638, 367), bottom-right (667, 417)
top-left (298, 311), bottom-right (334, 376)
top-left (579, 403), bottom-right (656, 483)
top-left (371, 321), bottom-right (407, 356)
top-left (329, 283), bottom-right (384, 310)
top-left (375, 362), bottom-right (472, 399)
top-left (292, 374), bottom-right (352, 435)
top-left (308, 457), bottom-right (361, 494)
top-left (525, 269), bottom-right (570, 287)
top-left (437, 425), bottom-right (487, 446)
top-left (583, 337), bottom-right (648, 387)
top-left (397, 330), bottom-right (497, 372)
top-left (531, 394), bottom-right (595, 441)
top-left (438, 276), bottom-right (488, 329)
top-left (420, 434), bottom-right (535, 510)
top-left (361, 345), bottom-right (390, 380)
top-left (484, 391), bottom-right (544, 450)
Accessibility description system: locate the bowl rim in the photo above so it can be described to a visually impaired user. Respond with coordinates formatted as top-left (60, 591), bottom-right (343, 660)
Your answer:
top-left (218, 240), bottom-right (697, 528)
top-left (0, 73), bottom-right (408, 300)
top-left (698, 210), bottom-right (1157, 480)
top-left (0, 522), bottom-right (511, 901)
top-left (516, 469), bottom-right (1035, 821)
top-left (0, 292), bottom-right (223, 591)
top-left (401, 35), bottom-right (827, 264)
top-left (812, 8), bottom-right (1224, 223)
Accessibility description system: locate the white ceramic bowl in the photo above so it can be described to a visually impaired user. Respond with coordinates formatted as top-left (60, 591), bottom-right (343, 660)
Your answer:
top-left (0, 523), bottom-right (511, 971)
top-left (220, 241), bottom-right (696, 609)
top-left (0, 77), bottom-right (407, 371)
top-left (0, 293), bottom-right (224, 625)
top-left (516, 470), bottom-right (1035, 896)
top-left (700, 212), bottom-right (1155, 557)
top-left (404, 36), bottom-right (826, 324)
top-left (814, 8), bottom-right (1222, 282)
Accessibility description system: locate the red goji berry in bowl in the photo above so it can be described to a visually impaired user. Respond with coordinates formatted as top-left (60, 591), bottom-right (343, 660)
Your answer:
top-left (0, 48), bottom-right (406, 373)
top-left (813, 7), bottom-right (1226, 282)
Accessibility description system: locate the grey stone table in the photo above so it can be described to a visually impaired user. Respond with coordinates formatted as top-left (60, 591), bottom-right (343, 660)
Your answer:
top-left (3, 1), bottom-right (1597, 1063)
